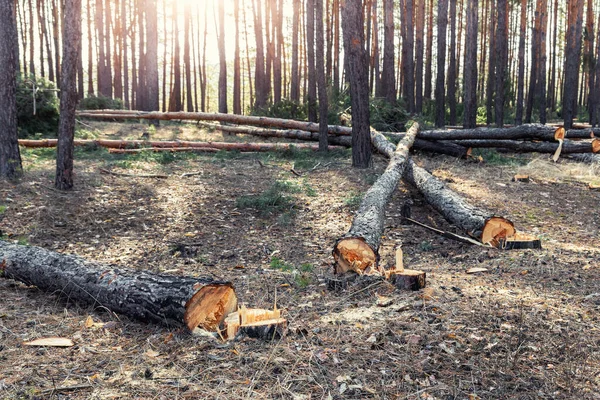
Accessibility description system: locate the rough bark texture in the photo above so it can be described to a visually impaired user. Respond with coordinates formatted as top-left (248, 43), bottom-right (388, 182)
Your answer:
top-left (418, 124), bottom-right (591, 141)
top-left (55, 0), bottom-right (81, 190)
top-left (443, 139), bottom-right (600, 154)
top-left (403, 160), bottom-right (515, 244)
top-left (463, 0), bottom-right (478, 128)
top-left (0, 241), bottom-right (237, 331)
top-left (333, 123), bottom-right (419, 274)
top-left (563, 0), bottom-right (585, 129)
top-left (0, 0), bottom-right (22, 179)
top-left (217, 0), bottom-right (228, 114)
top-left (341, 0), bottom-right (372, 168)
top-left (435, 0), bottom-right (448, 128)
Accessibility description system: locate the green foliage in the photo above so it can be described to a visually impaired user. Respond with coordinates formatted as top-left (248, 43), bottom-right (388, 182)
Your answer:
top-left (236, 180), bottom-right (299, 214)
top-left (0, 205), bottom-right (6, 215)
top-left (16, 75), bottom-right (60, 138)
top-left (270, 256), bottom-right (294, 272)
top-left (79, 94), bottom-right (124, 110)
top-left (419, 241), bottom-right (434, 251)
top-left (302, 180), bottom-right (318, 197)
top-left (344, 191), bottom-right (363, 209)
top-left (471, 148), bottom-right (528, 166)
top-left (270, 257), bottom-right (314, 288)
top-left (251, 99), bottom-right (306, 120)
top-left (369, 97), bottom-right (408, 132)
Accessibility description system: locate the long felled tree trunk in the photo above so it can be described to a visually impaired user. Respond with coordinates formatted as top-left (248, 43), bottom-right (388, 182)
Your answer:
top-left (333, 123), bottom-right (420, 274)
top-left (0, 241), bottom-right (237, 332)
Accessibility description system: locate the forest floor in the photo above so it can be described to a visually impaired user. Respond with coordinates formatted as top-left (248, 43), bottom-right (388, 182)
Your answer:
top-left (1, 121), bottom-right (599, 399)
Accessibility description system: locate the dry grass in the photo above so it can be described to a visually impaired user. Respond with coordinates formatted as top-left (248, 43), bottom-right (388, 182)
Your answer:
top-left (0, 121), bottom-right (599, 399)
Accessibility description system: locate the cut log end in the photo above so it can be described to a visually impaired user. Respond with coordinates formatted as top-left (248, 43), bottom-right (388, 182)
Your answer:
top-left (333, 238), bottom-right (377, 274)
top-left (500, 233), bottom-right (542, 250)
top-left (481, 217), bottom-right (516, 247)
top-left (554, 127), bottom-right (566, 140)
top-left (184, 284), bottom-right (238, 332)
top-left (223, 306), bottom-right (287, 340)
top-left (512, 174), bottom-right (530, 182)
top-left (387, 269), bottom-right (427, 291)
top-left (593, 139), bottom-right (600, 153)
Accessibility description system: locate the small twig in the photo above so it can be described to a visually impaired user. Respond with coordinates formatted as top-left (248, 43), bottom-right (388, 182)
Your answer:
top-left (41, 384), bottom-right (93, 395)
top-left (99, 168), bottom-right (168, 179)
top-left (404, 217), bottom-right (485, 246)
top-left (290, 168), bottom-right (303, 177)
top-left (256, 159), bottom-right (267, 168)
top-left (180, 171), bottom-right (203, 178)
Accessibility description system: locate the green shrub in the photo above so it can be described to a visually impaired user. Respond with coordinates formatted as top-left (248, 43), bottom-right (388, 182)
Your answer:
top-left (16, 75), bottom-right (60, 138)
top-left (79, 94), bottom-right (123, 110)
top-left (236, 180), bottom-right (299, 214)
top-left (251, 98), bottom-right (306, 120)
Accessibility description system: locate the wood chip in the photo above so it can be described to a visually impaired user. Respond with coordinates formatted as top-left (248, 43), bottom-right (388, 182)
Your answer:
top-left (466, 267), bottom-right (489, 274)
top-left (23, 337), bottom-right (74, 347)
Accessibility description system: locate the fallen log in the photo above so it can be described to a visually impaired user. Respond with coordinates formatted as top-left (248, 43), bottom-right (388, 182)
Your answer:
top-left (0, 241), bottom-right (237, 331)
top-left (366, 130), bottom-right (518, 246)
top-left (77, 110), bottom-right (356, 136)
top-left (419, 124), bottom-right (599, 141)
top-left (18, 139), bottom-right (344, 153)
top-left (105, 142), bottom-right (343, 153)
top-left (403, 160), bottom-right (515, 246)
top-left (442, 138), bottom-right (600, 154)
top-left (333, 123), bottom-right (419, 275)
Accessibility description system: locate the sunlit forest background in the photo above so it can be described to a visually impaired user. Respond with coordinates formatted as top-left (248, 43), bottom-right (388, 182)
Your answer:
top-left (12, 0), bottom-right (595, 129)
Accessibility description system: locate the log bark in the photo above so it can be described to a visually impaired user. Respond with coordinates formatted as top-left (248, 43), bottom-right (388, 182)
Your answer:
top-left (333, 123), bottom-right (419, 274)
top-left (0, 241), bottom-right (237, 331)
top-left (77, 110), bottom-right (356, 136)
top-left (403, 160), bottom-right (515, 245)
top-left (18, 139), bottom-right (344, 153)
top-left (418, 124), bottom-right (600, 141)
top-left (443, 139), bottom-right (600, 154)
top-left (366, 132), bottom-right (516, 246)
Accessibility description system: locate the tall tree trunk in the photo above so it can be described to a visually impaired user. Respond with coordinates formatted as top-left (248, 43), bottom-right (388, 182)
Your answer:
top-left (51, 0), bottom-right (61, 86)
top-left (424, 0), bottom-right (433, 99)
top-left (0, 0), bottom-right (22, 179)
top-left (514, 0), bottom-right (526, 125)
top-left (315, 0), bottom-right (328, 151)
top-left (403, 0), bottom-right (415, 111)
top-left (122, 0), bottom-right (129, 108)
top-left (525, 1), bottom-right (541, 123)
top-left (548, 0), bottom-right (558, 111)
top-left (494, 0), bottom-right (508, 127)
top-left (485, 0), bottom-right (497, 125)
top-left (112, 0), bottom-right (123, 100)
top-left (435, 0), bottom-right (448, 128)
top-left (463, 0), bottom-right (478, 128)
top-left (217, 0), bottom-right (227, 114)
top-left (333, 0), bottom-right (340, 92)
top-left (233, 0), bottom-right (242, 114)
top-left (184, 3), bottom-right (193, 112)
top-left (290, 0), bottom-right (300, 102)
top-left (306, 0), bottom-right (317, 122)
top-left (381, 0), bottom-right (396, 104)
top-left (103, 0), bottom-right (113, 97)
top-left (146, 0), bottom-right (159, 116)
top-left (137, 0), bottom-right (146, 110)
top-left (28, 0), bottom-right (35, 77)
top-left (242, 0), bottom-right (254, 108)
top-left (585, 0), bottom-right (595, 124)
top-left (537, 0), bottom-right (548, 124)
top-left (171, 0), bottom-right (182, 111)
top-left (447, 0), bottom-right (457, 125)
top-left (86, 0), bottom-right (93, 94)
top-left (563, 0), bottom-right (585, 129)
top-left (272, 0), bottom-right (283, 104)
top-left (341, 0), bottom-right (372, 168)
top-left (253, 0), bottom-right (267, 108)
top-left (414, 0), bottom-right (425, 112)
top-left (55, 0), bottom-right (81, 190)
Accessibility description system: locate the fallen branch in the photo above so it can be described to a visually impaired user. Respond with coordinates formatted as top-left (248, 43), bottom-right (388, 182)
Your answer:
top-left (333, 123), bottom-right (419, 275)
top-left (418, 124), bottom-right (600, 141)
top-left (99, 168), bottom-right (169, 179)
